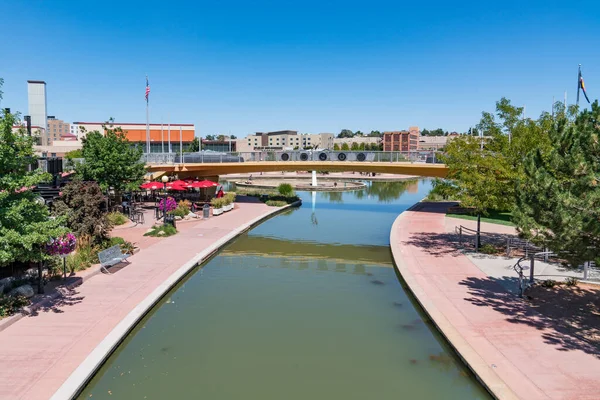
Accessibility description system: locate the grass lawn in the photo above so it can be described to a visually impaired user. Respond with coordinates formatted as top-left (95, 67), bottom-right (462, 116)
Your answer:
top-left (446, 210), bottom-right (515, 226)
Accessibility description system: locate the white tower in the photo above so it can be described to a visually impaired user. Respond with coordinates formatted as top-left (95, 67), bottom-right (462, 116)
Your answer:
top-left (27, 80), bottom-right (48, 143)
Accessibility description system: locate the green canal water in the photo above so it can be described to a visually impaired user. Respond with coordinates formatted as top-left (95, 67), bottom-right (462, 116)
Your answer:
top-left (78, 180), bottom-right (491, 400)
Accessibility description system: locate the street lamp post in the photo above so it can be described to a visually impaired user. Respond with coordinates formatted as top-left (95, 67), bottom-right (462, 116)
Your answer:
top-left (161, 175), bottom-right (169, 224)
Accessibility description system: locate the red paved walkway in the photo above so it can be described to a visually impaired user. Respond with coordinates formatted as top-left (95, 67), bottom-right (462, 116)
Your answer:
top-left (391, 202), bottom-right (600, 400)
top-left (0, 201), bottom-right (276, 400)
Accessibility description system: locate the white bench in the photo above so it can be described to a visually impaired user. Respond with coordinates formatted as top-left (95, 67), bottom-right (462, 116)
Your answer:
top-left (98, 245), bottom-right (129, 273)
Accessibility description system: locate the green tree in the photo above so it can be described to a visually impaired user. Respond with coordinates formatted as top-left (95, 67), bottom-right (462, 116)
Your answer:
top-left (359, 142), bottom-right (366, 150)
top-left (205, 134), bottom-right (215, 141)
top-left (434, 98), bottom-right (552, 248)
top-left (421, 129), bottom-right (431, 136)
top-left (53, 179), bottom-right (110, 244)
top-left (355, 130), bottom-right (364, 137)
top-left (338, 129), bottom-right (354, 138)
top-left (217, 134), bottom-right (226, 142)
top-left (65, 148), bottom-right (83, 159)
top-left (0, 98), bottom-right (66, 268)
top-left (436, 135), bottom-right (513, 248)
top-left (368, 130), bottom-right (382, 137)
top-left (77, 122), bottom-right (145, 194)
top-left (187, 137), bottom-right (200, 152)
top-left (333, 143), bottom-right (340, 150)
top-left (230, 135), bottom-right (237, 139)
top-left (341, 142), bottom-right (350, 151)
top-left (513, 101), bottom-right (600, 266)
top-left (350, 142), bottom-right (359, 151)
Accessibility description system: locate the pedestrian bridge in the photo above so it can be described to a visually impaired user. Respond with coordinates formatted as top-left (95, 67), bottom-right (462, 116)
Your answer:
top-left (143, 150), bottom-right (448, 178)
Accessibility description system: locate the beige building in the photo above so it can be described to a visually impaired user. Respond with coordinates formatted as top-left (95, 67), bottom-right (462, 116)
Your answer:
top-left (418, 133), bottom-right (460, 150)
top-left (242, 131), bottom-right (334, 151)
top-left (46, 116), bottom-right (71, 145)
top-left (34, 140), bottom-right (82, 158)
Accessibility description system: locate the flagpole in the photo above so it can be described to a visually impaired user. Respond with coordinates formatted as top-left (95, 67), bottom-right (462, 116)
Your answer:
top-left (577, 64), bottom-right (581, 106)
top-left (146, 75), bottom-right (150, 154)
top-left (168, 115), bottom-right (171, 153)
top-left (161, 121), bottom-right (164, 153)
top-left (552, 96), bottom-right (555, 117)
top-left (564, 91), bottom-right (567, 109)
top-left (179, 126), bottom-right (183, 162)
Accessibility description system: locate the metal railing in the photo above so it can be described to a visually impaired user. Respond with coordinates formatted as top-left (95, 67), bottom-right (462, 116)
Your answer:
top-left (142, 150), bottom-right (443, 165)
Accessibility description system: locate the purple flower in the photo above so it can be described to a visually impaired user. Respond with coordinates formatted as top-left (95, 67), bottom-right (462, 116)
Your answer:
top-left (46, 233), bottom-right (77, 256)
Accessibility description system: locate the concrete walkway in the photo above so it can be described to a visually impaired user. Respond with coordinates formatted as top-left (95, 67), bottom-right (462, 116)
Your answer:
top-left (0, 201), bottom-right (282, 400)
top-left (390, 202), bottom-right (600, 400)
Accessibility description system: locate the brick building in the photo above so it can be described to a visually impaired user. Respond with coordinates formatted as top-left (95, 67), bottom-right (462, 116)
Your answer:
top-left (383, 126), bottom-right (420, 152)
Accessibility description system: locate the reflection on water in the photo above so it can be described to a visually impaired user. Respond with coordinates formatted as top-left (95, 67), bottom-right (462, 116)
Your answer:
top-left (77, 180), bottom-right (491, 400)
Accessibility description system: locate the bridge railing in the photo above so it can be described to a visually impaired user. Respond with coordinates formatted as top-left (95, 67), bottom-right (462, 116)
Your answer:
top-left (143, 150), bottom-right (443, 164)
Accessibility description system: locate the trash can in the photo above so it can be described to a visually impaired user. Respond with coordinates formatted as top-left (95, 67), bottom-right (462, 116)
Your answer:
top-left (203, 203), bottom-right (210, 219)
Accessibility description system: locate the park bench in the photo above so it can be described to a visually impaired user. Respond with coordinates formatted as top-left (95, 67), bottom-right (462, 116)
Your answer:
top-left (98, 245), bottom-right (130, 273)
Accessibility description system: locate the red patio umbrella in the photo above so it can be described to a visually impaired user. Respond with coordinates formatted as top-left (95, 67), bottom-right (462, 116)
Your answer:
top-left (140, 182), bottom-right (162, 190)
top-left (194, 180), bottom-right (219, 188)
top-left (167, 184), bottom-right (187, 191)
top-left (170, 180), bottom-right (188, 187)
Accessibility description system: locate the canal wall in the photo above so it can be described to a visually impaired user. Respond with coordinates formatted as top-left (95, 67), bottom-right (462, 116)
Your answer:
top-left (51, 200), bottom-right (301, 400)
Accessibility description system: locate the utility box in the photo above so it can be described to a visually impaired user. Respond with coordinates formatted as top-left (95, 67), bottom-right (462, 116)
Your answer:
top-left (203, 204), bottom-right (210, 219)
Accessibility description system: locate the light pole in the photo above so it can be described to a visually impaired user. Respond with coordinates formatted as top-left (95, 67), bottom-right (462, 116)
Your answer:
top-left (161, 175), bottom-right (169, 223)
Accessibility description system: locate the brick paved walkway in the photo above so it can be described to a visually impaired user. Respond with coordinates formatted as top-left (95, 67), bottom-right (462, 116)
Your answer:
top-left (390, 202), bottom-right (600, 400)
top-left (0, 201), bottom-right (278, 400)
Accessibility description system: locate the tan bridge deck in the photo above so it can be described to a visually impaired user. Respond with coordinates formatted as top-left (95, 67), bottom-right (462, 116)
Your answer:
top-left (146, 161), bottom-right (448, 178)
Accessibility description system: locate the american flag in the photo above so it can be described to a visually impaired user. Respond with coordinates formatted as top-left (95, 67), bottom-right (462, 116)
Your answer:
top-left (145, 76), bottom-right (150, 102)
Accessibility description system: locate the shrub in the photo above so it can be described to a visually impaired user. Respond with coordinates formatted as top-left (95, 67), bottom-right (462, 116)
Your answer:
top-left (479, 243), bottom-right (497, 254)
top-left (541, 279), bottom-right (557, 288)
top-left (565, 277), bottom-right (579, 287)
top-left (52, 179), bottom-right (110, 244)
top-left (107, 212), bottom-right (128, 226)
top-left (266, 200), bottom-right (287, 207)
top-left (66, 244), bottom-right (96, 272)
top-left (0, 294), bottom-right (30, 318)
top-left (225, 192), bottom-right (236, 203)
top-left (102, 236), bottom-right (135, 254)
top-left (143, 224), bottom-right (177, 237)
top-left (277, 183), bottom-right (294, 197)
top-left (211, 198), bottom-right (224, 208)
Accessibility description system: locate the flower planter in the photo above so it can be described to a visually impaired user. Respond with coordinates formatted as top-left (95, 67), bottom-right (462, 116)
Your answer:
top-left (224, 203), bottom-right (232, 212)
top-left (213, 207), bottom-right (224, 216)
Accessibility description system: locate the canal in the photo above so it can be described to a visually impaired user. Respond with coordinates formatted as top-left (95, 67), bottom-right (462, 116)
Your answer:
top-left (78, 180), bottom-right (491, 399)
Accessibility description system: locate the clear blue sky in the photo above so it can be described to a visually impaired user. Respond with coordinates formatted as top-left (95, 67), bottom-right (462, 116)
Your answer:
top-left (1, 0), bottom-right (598, 137)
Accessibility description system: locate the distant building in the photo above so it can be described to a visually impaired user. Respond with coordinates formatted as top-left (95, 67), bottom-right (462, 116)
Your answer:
top-left (418, 136), bottom-right (448, 150)
top-left (243, 131), bottom-right (334, 151)
top-left (27, 80), bottom-right (48, 144)
top-left (202, 139), bottom-right (236, 152)
top-left (46, 116), bottom-right (70, 145)
top-left (383, 127), bottom-right (420, 152)
top-left (72, 122), bottom-right (195, 153)
top-left (34, 140), bottom-right (82, 158)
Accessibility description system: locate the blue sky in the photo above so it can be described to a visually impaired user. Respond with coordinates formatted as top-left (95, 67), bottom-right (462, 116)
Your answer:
top-left (1, 0), bottom-right (598, 137)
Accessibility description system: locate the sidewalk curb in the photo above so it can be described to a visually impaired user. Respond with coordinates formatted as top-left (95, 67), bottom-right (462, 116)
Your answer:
top-left (51, 201), bottom-right (300, 400)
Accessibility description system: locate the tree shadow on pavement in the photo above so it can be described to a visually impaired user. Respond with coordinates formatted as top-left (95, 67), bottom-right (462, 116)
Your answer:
top-left (459, 276), bottom-right (600, 358)
top-left (402, 232), bottom-right (465, 257)
top-left (26, 286), bottom-right (85, 316)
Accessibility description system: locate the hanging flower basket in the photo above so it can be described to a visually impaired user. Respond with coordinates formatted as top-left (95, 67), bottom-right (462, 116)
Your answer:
top-left (46, 233), bottom-right (77, 257)
top-left (46, 233), bottom-right (77, 279)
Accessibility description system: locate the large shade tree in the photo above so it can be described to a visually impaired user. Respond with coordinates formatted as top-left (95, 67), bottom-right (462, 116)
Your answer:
top-left (431, 98), bottom-right (551, 247)
top-left (514, 101), bottom-right (600, 266)
top-left (77, 122), bottom-right (145, 194)
top-left (0, 84), bottom-right (67, 268)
